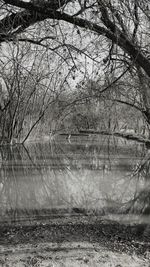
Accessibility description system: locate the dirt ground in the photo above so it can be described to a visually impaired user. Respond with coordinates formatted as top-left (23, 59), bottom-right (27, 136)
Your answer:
top-left (0, 241), bottom-right (149, 267)
top-left (0, 216), bottom-right (150, 267)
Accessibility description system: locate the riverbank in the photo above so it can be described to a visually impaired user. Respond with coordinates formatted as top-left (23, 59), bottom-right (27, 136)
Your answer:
top-left (0, 216), bottom-right (149, 266)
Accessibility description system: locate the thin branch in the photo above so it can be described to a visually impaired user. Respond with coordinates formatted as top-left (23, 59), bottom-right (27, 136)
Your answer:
top-left (132, 1), bottom-right (139, 42)
top-left (99, 66), bottom-right (131, 94)
top-left (1, 0), bottom-right (150, 78)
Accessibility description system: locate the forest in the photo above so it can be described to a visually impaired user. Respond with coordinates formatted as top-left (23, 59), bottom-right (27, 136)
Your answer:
top-left (0, 0), bottom-right (149, 144)
top-left (0, 1), bottom-right (150, 266)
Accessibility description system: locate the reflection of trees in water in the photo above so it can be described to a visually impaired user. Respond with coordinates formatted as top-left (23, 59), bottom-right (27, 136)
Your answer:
top-left (0, 145), bottom-right (43, 222)
top-left (0, 136), bottom-right (148, 223)
top-left (79, 136), bottom-right (149, 216)
top-left (124, 150), bottom-right (150, 215)
top-left (43, 137), bottom-right (147, 214)
top-left (103, 145), bottom-right (150, 218)
top-left (0, 141), bottom-right (79, 222)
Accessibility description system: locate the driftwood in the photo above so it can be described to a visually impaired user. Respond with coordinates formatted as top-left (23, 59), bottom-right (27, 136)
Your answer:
top-left (59, 133), bottom-right (89, 137)
top-left (79, 130), bottom-right (150, 146)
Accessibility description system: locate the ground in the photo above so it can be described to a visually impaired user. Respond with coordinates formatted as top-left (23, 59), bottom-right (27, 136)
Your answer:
top-left (0, 216), bottom-right (150, 267)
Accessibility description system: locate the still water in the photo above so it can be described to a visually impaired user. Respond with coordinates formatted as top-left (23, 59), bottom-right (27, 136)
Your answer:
top-left (0, 134), bottom-right (149, 224)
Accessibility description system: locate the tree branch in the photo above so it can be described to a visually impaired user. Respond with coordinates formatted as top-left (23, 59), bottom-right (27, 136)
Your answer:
top-left (1, 0), bottom-right (150, 78)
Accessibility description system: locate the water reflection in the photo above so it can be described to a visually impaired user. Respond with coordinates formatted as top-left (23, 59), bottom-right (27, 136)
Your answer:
top-left (0, 134), bottom-right (149, 223)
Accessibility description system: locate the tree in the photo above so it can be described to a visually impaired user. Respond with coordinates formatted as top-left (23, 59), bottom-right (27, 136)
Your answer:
top-left (0, 39), bottom-right (70, 143)
top-left (0, 0), bottom-right (150, 135)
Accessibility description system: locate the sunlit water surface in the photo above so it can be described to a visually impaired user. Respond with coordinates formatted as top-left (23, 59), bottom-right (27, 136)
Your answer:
top-left (0, 134), bottom-right (149, 224)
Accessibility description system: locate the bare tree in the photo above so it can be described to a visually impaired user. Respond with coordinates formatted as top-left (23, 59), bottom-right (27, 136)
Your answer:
top-left (0, 39), bottom-right (71, 143)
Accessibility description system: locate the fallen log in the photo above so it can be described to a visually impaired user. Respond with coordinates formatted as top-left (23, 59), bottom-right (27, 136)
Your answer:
top-left (79, 130), bottom-right (150, 146)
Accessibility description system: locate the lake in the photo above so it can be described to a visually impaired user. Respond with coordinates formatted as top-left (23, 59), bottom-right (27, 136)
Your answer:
top-left (0, 134), bottom-right (149, 224)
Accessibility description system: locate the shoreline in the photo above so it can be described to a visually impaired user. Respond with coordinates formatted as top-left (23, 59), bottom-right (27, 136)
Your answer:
top-left (0, 216), bottom-right (150, 266)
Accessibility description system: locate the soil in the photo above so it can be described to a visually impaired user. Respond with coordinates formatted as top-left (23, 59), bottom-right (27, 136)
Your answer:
top-left (0, 215), bottom-right (150, 267)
